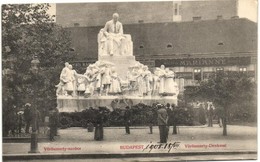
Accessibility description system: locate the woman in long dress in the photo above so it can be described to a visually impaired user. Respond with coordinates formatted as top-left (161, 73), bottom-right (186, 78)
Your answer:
top-left (65, 65), bottom-right (77, 96)
top-left (136, 65), bottom-right (145, 97)
top-left (100, 65), bottom-right (112, 96)
top-left (158, 65), bottom-right (166, 96)
top-left (109, 69), bottom-right (121, 95)
top-left (142, 66), bottom-right (152, 96)
top-left (164, 68), bottom-right (176, 96)
top-left (152, 68), bottom-right (161, 96)
top-left (84, 65), bottom-right (100, 96)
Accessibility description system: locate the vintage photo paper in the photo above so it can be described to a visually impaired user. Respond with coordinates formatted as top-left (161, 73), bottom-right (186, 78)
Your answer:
top-left (2, 0), bottom-right (257, 161)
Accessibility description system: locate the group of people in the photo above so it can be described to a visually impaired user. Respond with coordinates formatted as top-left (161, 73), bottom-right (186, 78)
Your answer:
top-left (7, 102), bottom-right (60, 142)
top-left (91, 103), bottom-right (177, 143)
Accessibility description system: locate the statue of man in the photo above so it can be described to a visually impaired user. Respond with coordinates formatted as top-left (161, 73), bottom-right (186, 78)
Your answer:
top-left (104, 13), bottom-right (123, 35)
top-left (102, 13), bottom-right (126, 55)
top-left (56, 62), bottom-right (70, 96)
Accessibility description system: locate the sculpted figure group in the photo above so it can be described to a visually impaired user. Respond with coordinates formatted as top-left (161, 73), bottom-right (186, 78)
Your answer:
top-left (56, 62), bottom-right (179, 98)
top-left (56, 13), bottom-right (178, 97)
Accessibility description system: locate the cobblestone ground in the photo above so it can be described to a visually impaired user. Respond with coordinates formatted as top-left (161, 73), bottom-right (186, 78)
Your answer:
top-left (3, 124), bottom-right (257, 156)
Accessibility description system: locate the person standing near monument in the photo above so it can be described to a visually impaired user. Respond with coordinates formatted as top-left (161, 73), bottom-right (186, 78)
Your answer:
top-left (208, 104), bottom-right (214, 127)
top-left (124, 106), bottom-right (132, 134)
top-left (54, 107), bottom-right (60, 136)
top-left (94, 107), bottom-right (106, 141)
top-left (49, 108), bottom-right (56, 141)
top-left (157, 104), bottom-right (169, 143)
top-left (24, 103), bottom-right (32, 133)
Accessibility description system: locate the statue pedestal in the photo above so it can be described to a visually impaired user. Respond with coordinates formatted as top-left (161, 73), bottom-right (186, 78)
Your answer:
top-left (99, 55), bottom-right (137, 80)
top-left (57, 31), bottom-right (180, 112)
top-left (57, 95), bottom-right (177, 112)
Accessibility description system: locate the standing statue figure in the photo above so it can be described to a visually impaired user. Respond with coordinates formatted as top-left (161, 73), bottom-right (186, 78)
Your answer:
top-left (158, 65), bottom-right (167, 96)
top-left (56, 62), bottom-right (70, 96)
top-left (152, 68), bottom-right (161, 96)
top-left (83, 65), bottom-right (95, 96)
top-left (77, 76), bottom-right (86, 96)
top-left (65, 65), bottom-right (77, 96)
top-left (164, 68), bottom-right (176, 96)
top-left (142, 66), bottom-right (152, 96)
top-left (100, 64), bottom-right (112, 96)
top-left (98, 13), bottom-right (132, 56)
top-left (109, 67), bottom-right (122, 95)
top-left (136, 64), bottom-right (145, 97)
top-left (84, 64), bottom-right (100, 96)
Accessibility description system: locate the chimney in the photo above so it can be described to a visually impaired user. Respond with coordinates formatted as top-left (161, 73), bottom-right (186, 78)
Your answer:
top-left (193, 16), bottom-right (202, 21)
top-left (217, 15), bottom-right (223, 20)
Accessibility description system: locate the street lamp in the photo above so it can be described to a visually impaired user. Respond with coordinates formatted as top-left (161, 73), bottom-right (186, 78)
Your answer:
top-left (28, 55), bottom-right (40, 153)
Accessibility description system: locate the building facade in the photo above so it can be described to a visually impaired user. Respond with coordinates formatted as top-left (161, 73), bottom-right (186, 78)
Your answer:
top-left (56, 0), bottom-right (257, 27)
top-left (66, 18), bottom-right (257, 90)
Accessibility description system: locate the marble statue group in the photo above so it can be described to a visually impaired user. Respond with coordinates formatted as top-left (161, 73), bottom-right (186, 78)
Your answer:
top-left (56, 13), bottom-right (179, 98)
top-left (56, 61), bottom-right (179, 97)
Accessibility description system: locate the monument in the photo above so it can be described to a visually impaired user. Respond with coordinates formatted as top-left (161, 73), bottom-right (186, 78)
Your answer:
top-left (57, 13), bottom-right (179, 112)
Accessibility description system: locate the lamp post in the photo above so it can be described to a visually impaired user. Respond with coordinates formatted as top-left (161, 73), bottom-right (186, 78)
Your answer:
top-left (28, 55), bottom-right (40, 153)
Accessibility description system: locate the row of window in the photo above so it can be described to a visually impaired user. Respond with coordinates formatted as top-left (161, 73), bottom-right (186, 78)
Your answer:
top-left (193, 67), bottom-right (247, 73)
top-left (139, 42), bottom-right (224, 49)
top-left (193, 67), bottom-right (249, 81)
top-left (169, 66), bottom-right (254, 81)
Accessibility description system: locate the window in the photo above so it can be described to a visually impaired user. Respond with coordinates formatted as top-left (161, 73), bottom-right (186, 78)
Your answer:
top-left (175, 3), bottom-right (178, 15)
top-left (167, 43), bottom-right (173, 48)
top-left (194, 68), bottom-right (202, 81)
top-left (216, 67), bottom-right (224, 72)
top-left (69, 48), bottom-right (75, 52)
top-left (139, 45), bottom-right (144, 49)
top-left (218, 42), bottom-right (224, 45)
top-left (239, 67), bottom-right (247, 72)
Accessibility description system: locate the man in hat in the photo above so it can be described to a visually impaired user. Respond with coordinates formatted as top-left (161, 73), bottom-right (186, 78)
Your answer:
top-left (94, 107), bottom-right (106, 141)
top-left (124, 106), bottom-right (132, 134)
top-left (54, 106), bottom-right (60, 136)
top-left (157, 104), bottom-right (169, 143)
top-left (208, 104), bottom-right (214, 127)
top-left (24, 103), bottom-right (32, 133)
top-left (49, 108), bottom-right (56, 141)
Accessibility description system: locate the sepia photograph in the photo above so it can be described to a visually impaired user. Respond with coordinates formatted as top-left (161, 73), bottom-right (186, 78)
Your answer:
top-left (1, 0), bottom-right (258, 161)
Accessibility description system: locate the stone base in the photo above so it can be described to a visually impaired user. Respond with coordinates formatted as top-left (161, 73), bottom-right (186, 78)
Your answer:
top-left (57, 95), bottom-right (177, 112)
top-left (98, 55), bottom-right (137, 80)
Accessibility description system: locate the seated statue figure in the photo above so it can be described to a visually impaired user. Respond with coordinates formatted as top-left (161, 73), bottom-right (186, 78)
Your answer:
top-left (98, 13), bottom-right (133, 56)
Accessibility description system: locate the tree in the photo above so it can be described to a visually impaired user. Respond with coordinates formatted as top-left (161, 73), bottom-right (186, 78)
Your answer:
top-left (184, 72), bottom-right (257, 136)
top-left (2, 4), bottom-right (74, 136)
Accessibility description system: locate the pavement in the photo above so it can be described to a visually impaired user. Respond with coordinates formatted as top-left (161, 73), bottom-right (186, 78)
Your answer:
top-left (2, 124), bottom-right (257, 161)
